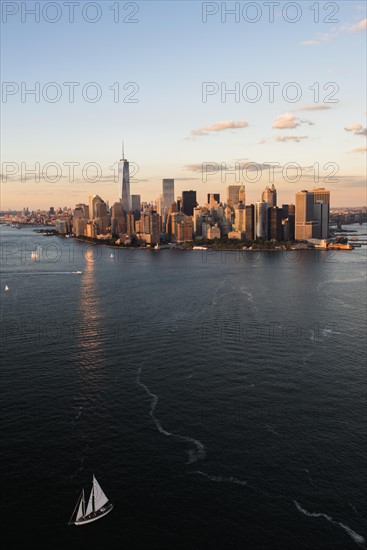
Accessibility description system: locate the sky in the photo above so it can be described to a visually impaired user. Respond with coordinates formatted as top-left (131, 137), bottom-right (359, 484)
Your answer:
top-left (1, 0), bottom-right (366, 209)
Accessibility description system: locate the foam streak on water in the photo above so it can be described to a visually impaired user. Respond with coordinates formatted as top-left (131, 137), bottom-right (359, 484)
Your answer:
top-left (137, 367), bottom-right (206, 464)
top-left (192, 470), bottom-right (248, 486)
top-left (294, 500), bottom-right (366, 547)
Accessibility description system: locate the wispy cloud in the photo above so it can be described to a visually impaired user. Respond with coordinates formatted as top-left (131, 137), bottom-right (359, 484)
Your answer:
top-left (272, 113), bottom-right (300, 129)
top-left (274, 136), bottom-right (309, 143)
top-left (260, 135), bottom-right (309, 144)
top-left (300, 31), bottom-right (335, 46)
top-left (345, 124), bottom-right (367, 136)
top-left (184, 161), bottom-right (282, 173)
top-left (298, 105), bottom-right (332, 111)
top-left (184, 163), bottom-right (209, 172)
top-left (301, 18), bottom-right (366, 46)
top-left (191, 120), bottom-right (248, 137)
top-left (348, 18), bottom-right (367, 32)
top-left (300, 40), bottom-right (321, 46)
top-left (353, 146), bottom-right (367, 153)
top-left (345, 124), bottom-right (363, 132)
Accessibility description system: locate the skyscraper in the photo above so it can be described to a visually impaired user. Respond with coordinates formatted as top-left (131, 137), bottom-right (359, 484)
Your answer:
top-left (234, 202), bottom-right (245, 232)
top-left (163, 179), bottom-right (175, 211)
top-left (193, 206), bottom-right (202, 237)
top-left (255, 201), bottom-right (268, 240)
top-left (177, 218), bottom-right (193, 242)
top-left (295, 190), bottom-right (314, 240)
top-left (111, 201), bottom-right (126, 235)
top-left (182, 190), bottom-right (197, 216)
top-left (127, 211), bottom-right (135, 236)
top-left (149, 211), bottom-right (161, 244)
top-left (118, 142), bottom-right (130, 213)
top-left (262, 184), bottom-right (277, 206)
top-left (226, 185), bottom-right (241, 207)
top-left (312, 188), bottom-right (330, 204)
top-left (131, 194), bottom-right (141, 213)
top-left (312, 188), bottom-right (330, 238)
top-left (89, 195), bottom-right (104, 220)
top-left (245, 204), bottom-right (255, 241)
top-left (268, 207), bottom-right (283, 241)
top-left (170, 211), bottom-right (186, 241)
top-left (238, 183), bottom-right (246, 205)
top-left (313, 202), bottom-right (329, 239)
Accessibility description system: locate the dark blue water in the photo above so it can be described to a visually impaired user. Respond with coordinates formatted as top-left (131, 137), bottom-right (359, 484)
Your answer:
top-left (1, 225), bottom-right (366, 549)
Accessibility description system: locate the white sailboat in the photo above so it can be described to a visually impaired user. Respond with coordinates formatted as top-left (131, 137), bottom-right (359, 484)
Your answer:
top-left (69, 475), bottom-right (113, 526)
top-left (4, 285), bottom-right (9, 292)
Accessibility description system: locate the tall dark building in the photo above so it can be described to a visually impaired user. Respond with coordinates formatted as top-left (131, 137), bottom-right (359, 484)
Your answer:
top-left (268, 207), bottom-right (283, 241)
top-left (182, 190), bottom-right (197, 216)
top-left (282, 204), bottom-right (289, 219)
top-left (313, 202), bottom-right (329, 239)
top-left (207, 193), bottom-right (220, 204)
top-left (131, 194), bottom-right (141, 212)
top-left (245, 204), bottom-right (255, 241)
top-left (282, 214), bottom-right (295, 241)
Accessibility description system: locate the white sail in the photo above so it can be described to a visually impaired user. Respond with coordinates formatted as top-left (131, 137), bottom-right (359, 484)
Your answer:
top-left (93, 476), bottom-right (109, 510)
top-left (85, 484), bottom-right (94, 516)
top-left (4, 286), bottom-right (9, 291)
top-left (76, 490), bottom-right (85, 521)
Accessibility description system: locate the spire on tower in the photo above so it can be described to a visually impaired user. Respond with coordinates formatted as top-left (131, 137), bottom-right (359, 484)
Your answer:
top-left (122, 140), bottom-right (125, 160)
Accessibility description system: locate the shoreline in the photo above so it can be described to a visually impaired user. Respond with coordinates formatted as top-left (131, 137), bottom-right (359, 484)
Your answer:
top-left (69, 237), bottom-right (354, 252)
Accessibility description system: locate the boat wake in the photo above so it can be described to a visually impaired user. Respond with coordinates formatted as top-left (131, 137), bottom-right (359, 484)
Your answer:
top-left (239, 287), bottom-right (254, 303)
top-left (137, 367), bottom-right (206, 464)
top-left (294, 500), bottom-right (366, 547)
top-left (192, 470), bottom-right (248, 486)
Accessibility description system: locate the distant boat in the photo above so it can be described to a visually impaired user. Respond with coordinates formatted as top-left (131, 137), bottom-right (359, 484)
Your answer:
top-left (72, 271), bottom-right (82, 274)
top-left (31, 251), bottom-right (39, 260)
top-left (192, 246), bottom-right (208, 250)
top-left (69, 475), bottom-right (113, 526)
top-left (110, 253), bottom-right (114, 258)
top-left (4, 285), bottom-right (9, 292)
top-left (154, 244), bottom-right (171, 250)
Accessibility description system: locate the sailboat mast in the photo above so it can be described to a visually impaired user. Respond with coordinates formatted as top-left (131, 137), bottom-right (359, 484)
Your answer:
top-left (68, 490), bottom-right (83, 525)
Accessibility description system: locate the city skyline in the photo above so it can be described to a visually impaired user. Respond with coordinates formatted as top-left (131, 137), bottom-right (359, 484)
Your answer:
top-left (19, 178), bottom-right (335, 247)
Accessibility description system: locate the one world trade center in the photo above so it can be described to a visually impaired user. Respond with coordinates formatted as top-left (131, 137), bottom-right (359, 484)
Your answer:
top-left (118, 142), bottom-right (130, 213)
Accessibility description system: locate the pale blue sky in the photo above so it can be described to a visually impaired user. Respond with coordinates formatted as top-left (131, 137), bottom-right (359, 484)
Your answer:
top-left (1, 0), bottom-right (366, 208)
